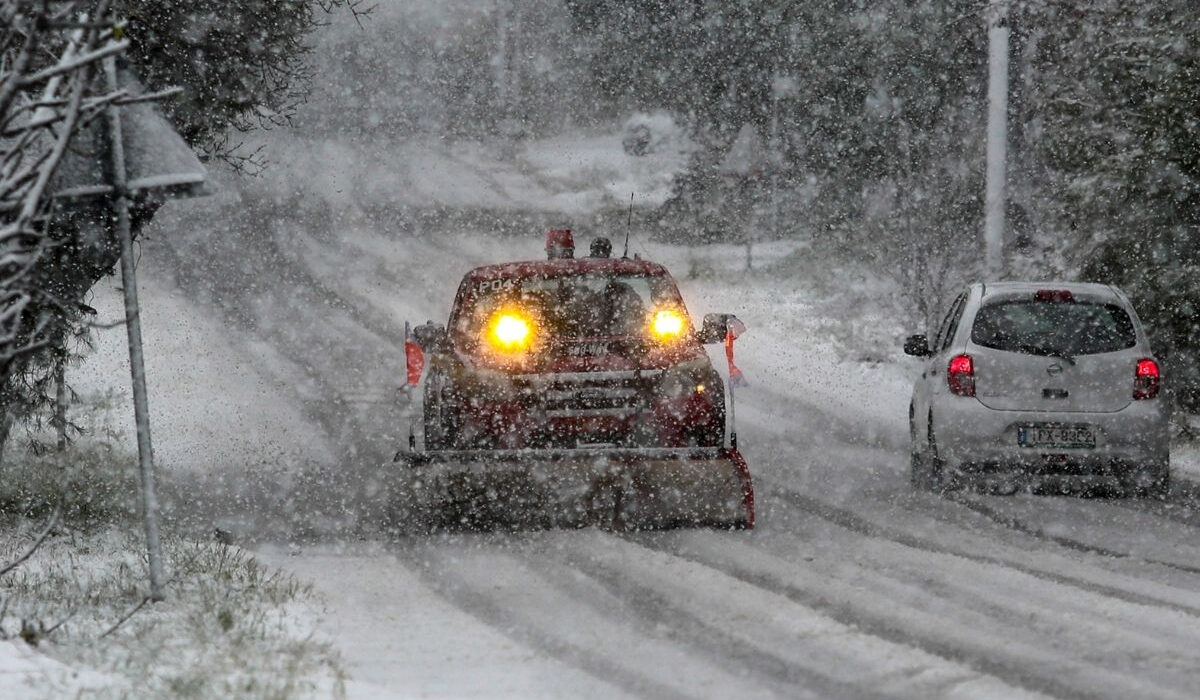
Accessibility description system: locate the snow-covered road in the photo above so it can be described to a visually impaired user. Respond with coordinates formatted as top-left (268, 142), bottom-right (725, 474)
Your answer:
top-left (77, 164), bottom-right (1200, 698)
top-left (255, 386), bottom-right (1200, 700)
top-left (168, 217), bottom-right (1200, 699)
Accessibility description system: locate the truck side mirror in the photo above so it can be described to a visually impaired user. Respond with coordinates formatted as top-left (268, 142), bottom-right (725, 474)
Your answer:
top-left (698, 313), bottom-right (734, 344)
top-left (414, 321), bottom-right (448, 351)
top-left (904, 334), bottom-right (932, 357)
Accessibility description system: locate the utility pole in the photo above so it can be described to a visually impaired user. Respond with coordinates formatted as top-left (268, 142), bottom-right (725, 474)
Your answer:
top-left (494, 0), bottom-right (509, 109)
top-left (104, 56), bottom-right (165, 602)
top-left (771, 80), bottom-right (780, 242)
top-left (984, 0), bottom-right (1010, 280)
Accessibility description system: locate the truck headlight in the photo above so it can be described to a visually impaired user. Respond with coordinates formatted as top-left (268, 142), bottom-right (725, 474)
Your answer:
top-left (650, 308), bottom-right (686, 341)
top-left (488, 310), bottom-right (534, 351)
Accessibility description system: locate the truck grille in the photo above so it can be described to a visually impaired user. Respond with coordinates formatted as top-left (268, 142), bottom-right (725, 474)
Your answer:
top-left (537, 374), bottom-right (648, 418)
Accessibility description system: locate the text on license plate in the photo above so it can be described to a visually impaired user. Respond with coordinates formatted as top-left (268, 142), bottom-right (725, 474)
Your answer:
top-left (1017, 425), bottom-right (1096, 448)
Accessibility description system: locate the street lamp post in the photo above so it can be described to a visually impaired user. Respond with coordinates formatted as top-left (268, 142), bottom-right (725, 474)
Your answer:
top-left (984, 0), bottom-right (1010, 280)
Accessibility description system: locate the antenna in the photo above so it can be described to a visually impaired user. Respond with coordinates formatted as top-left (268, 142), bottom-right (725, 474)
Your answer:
top-left (623, 192), bottom-right (633, 258)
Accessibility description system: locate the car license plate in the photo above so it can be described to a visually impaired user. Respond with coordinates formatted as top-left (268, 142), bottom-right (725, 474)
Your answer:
top-left (1017, 425), bottom-right (1096, 449)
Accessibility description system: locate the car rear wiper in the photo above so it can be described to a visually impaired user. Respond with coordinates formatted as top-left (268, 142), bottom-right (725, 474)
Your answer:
top-left (1052, 350), bottom-right (1077, 366)
top-left (1016, 343), bottom-right (1077, 365)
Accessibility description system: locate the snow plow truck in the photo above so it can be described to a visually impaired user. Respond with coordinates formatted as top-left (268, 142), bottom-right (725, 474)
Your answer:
top-left (389, 229), bottom-right (754, 531)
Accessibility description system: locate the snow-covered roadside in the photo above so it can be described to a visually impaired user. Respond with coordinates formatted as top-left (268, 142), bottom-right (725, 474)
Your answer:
top-left (12, 260), bottom-right (351, 696)
top-left (71, 273), bottom-right (337, 475)
top-left (0, 524), bottom-right (344, 698)
top-left (1168, 442), bottom-right (1200, 482)
top-left (250, 128), bottom-right (688, 218)
top-left (255, 543), bottom-right (631, 700)
top-left (0, 638), bottom-right (116, 697)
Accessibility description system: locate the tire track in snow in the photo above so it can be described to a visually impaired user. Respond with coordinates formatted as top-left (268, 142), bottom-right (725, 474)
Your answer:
top-left (759, 489), bottom-right (1200, 661)
top-left (256, 544), bottom-right (637, 700)
top-left (155, 224), bottom-right (401, 456)
top-left (770, 483), bottom-right (1200, 618)
top-left (538, 531), bottom-right (1041, 700)
top-left (942, 492), bottom-right (1200, 576)
top-left (1105, 477), bottom-right (1200, 529)
top-left (746, 381), bottom-right (906, 452)
top-left (150, 214), bottom-right (415, 537)
top-left (395, 537), bottom-right (780, 700)
top-left (633, 529), bottom-right (1198, 700)
top-left (553, 568), bottom-right (859, 700)
top-left (515, 534), bottom-right (883, 700)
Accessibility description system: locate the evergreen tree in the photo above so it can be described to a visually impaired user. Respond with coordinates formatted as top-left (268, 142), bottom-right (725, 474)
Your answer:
top-left (119, 0), bottom-right (367, 166)
top-left (1029, 1), bottom-right (1200, 403)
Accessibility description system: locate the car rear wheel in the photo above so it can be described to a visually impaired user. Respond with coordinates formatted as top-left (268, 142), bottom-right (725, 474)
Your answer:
top-left (911, 412), bottom-right (945, 493)
top-left (423, 371), bottom-right (459, 450)
top-left (1131, 465), bottom-right (1170, 500)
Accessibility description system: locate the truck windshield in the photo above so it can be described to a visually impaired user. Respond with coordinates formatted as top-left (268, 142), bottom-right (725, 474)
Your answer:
top-left (971, 300), bottom-right (1137, 356)
top-left (460, 273), bottom-right (683, 340)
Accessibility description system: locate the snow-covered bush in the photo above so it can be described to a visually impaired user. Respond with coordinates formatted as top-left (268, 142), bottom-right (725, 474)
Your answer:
top-left (0, 440), bottom-right (138, 528)
top-left (621, 111), bottom-right (683, 156)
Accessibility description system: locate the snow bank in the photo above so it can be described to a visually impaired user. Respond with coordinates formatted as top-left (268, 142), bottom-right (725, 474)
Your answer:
top-left (71, 274), bottom-right (335, 474)
top-left (247, 126), bottom-right (691, 219)
top-left (256, 543), bottom-right (630, 700)
top-left (0, 639), bottom-right (117, 697)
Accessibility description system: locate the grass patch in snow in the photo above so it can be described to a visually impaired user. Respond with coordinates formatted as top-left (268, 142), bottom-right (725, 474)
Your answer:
top-left (0, 523), bottom-right (344, 698)
top-left (0, 428), bottom-right (344, 697)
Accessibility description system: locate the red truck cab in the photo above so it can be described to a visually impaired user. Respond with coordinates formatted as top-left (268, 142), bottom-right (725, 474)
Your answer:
top-left (418, 232), bottom-right (733, 451)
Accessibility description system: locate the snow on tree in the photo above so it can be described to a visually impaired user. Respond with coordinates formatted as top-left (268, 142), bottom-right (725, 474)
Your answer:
top-left (1021, 1), bottom-right (1200, 406)
top-left (116, 0), bottom-right (371, 169)
top-left (0, 1), bottom-right (130, 449)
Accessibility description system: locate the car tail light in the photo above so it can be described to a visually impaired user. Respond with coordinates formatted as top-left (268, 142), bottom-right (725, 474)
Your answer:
top-left (948, 353), bottom-right (976, 397)
top-left (1034, 289), bottom-right (1075, 303)
top-left (1134, 358), bottom-right (1161, 400)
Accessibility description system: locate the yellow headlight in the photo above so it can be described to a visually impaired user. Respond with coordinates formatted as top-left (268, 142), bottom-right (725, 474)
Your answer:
top-left (651, 309), bottom-right (686, 340)
top-left (489, 311), bottom-right (533, 351)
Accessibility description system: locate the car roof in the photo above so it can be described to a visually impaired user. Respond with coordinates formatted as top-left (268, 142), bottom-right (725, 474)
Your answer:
top-left (464, 257), bottom-right (669, 282)
top-left (978, 281), bottom-right (1125, 303)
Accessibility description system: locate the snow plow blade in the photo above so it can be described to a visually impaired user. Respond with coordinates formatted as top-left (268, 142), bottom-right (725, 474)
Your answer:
top-left (386, 447), bottom-right (754, 532)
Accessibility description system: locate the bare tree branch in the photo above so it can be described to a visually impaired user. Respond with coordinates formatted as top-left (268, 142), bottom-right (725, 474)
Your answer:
top-left (97, 594), bottom-right (149, 638)
top-left (0, 0), bottom-right (122, 377)
top-left (18, 37), bottom-right (126, 86)
top-left (0, 504), bottom-right (62, 578)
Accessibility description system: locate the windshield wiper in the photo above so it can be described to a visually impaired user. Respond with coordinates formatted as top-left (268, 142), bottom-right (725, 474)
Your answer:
top-left (1016, 343), bottom-right (1077, 365)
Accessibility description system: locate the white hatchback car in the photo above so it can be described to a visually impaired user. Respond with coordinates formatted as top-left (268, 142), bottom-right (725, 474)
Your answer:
top-left (905, 282), bottom-right (1169, 497)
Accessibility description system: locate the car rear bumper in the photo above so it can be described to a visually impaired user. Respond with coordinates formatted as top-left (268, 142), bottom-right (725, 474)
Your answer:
top-left (953, 458), bottom-right (1166, 494)
top-left (952, 470), bottom-right (1162, 495)
top-left (933, 397), bottom-right (1169, 478)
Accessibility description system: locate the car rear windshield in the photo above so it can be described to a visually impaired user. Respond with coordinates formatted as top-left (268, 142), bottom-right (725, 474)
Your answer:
top-left (971, 300), bottom-right (1137, 356)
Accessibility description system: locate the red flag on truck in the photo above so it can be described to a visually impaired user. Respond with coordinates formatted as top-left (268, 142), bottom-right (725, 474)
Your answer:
top-left (724, 316), bottom-right (747, 387)
top-left (405, 321), bottom-right (425, 387)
